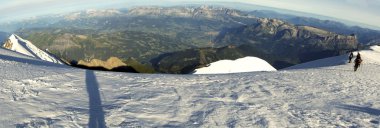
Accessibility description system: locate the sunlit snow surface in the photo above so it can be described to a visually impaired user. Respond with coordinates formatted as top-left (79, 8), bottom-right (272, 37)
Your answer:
top-left (1, 46), bottom-right (380, 127)
top-left (193, 56), bottom-right (277, 74)
top-left (3, 34), bottom-right (63, 64)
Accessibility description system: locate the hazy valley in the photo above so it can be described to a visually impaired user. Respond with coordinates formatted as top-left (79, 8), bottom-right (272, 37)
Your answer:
top-left (1, 5), bottom-right (379, 73)
top-left (2, 1), bottom-right (380, 127)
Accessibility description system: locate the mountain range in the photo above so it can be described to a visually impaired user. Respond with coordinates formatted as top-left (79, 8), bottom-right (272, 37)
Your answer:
top-left (2, 3), bottom-right (380, 127)
top-left (250, 10), bottom-right (380, 45)
top-left (151, 17), bottom-right (358, 73)
top-left (0, 5), bottom-right (374, 73)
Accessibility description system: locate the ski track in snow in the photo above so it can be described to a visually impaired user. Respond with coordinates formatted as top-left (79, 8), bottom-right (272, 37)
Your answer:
top-left (1, 46), bottom-right (380, 127)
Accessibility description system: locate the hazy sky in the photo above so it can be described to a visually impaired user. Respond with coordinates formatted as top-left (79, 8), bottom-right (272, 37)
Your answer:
top-left (0, 0), bottom-right (380, 28)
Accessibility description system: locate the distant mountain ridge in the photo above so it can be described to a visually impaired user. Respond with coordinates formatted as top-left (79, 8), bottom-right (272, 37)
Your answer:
top-left (0, 6), bottom-right (364, 73)
top-left (128, 6), bottom-right (247, 19)
top-left (63, 9), bottom-right (124, 20)
top-left (215, 18), bottom-right (358, 47)
top-left (250, 10), bottom-right (380, 44)
top-left (152, 18), bottom-right (358, 73)
top-left (213, 18), bottom-right (358, 67)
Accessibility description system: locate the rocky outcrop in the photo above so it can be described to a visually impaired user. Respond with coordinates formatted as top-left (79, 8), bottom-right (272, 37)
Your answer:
top-left (2, 39), bottom-right (13, 49)
top-left (78, 57), bottom-right (127, 70)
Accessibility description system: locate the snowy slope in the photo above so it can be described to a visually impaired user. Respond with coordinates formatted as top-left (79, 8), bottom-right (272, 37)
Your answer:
top-left (1, 34), bottom-right (63, 64)
top-left (287, 45), bottom-right (380, 70)
top-left (1, 46), bottom-right (380, 127)
top-left (193, 56), bottom-right (277, 74)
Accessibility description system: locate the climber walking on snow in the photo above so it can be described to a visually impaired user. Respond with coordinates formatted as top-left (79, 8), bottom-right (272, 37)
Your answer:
top-left (348, 51), bottom-right (354, 63)
top-left (354, 52), bottom-right (362, 72)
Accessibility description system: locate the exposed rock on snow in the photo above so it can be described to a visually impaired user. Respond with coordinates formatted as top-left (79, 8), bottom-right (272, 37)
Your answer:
top-left (78, 57), bottom-right (127, 70)
top-left (193, 56), bottom-right (277, 74)
top-left (1, 34), bottom-right (63, 64)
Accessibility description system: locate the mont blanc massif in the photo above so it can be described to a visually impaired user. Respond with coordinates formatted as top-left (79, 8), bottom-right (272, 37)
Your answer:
top-left (1, 1), bottom-right (380, 128)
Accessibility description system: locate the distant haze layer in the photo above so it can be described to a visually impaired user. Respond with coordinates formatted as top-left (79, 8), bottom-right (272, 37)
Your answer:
top-left (0, 0), bottom-right (379, 29)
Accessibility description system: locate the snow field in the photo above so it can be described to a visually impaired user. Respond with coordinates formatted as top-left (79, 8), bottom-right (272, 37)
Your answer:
top-left (0, 46), bottom-right (380, 127)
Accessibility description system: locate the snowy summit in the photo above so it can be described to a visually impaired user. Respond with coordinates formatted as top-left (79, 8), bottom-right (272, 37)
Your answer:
top-left (1, 34), bottom-right (63, 64)
top-left (193, 56), bottom-right (277, 74)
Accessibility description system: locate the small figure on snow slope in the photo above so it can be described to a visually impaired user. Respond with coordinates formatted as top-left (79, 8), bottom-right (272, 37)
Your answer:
top-left (354, 52), bottom-right (363, 72)
top-left (348, 51), bottom-right (354, 63)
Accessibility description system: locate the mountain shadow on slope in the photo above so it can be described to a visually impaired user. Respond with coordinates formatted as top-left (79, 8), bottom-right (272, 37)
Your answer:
top-left (71, 60), bottom-right (138, 73)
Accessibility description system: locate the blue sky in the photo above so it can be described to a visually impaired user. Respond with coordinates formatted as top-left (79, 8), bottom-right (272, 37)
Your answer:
top-left (0, 0), bottom-right (380, 29)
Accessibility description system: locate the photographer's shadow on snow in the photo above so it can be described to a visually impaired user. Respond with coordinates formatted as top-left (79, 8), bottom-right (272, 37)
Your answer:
top-left (0, 54), bottom-right (67, 68)
top-left (336, 104), bottom-right (380, 124)
top-left (336, 104), bottom-right (380, 116)
top-left (86, 70), bottom-right (106, 128)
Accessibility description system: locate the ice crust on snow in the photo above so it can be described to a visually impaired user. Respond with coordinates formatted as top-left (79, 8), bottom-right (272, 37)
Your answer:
top-left (193, 56), bottom-right (277, 74)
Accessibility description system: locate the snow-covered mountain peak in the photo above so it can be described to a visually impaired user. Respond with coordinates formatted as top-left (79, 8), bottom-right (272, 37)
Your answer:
top-left (193, 56), bottom-right (276, 74)
top-left (1, 34), bottom-right (63, 64)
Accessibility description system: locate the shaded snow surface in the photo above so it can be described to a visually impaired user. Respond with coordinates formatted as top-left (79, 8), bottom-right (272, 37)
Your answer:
top-left (193, 56), bottom-right (277, 74)
top-left (1, 46), bottom-right (380, 127)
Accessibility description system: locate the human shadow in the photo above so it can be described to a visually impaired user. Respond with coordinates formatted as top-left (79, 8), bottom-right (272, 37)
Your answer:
top-left (0, 54), bottom-right (67, 68)
top-left (336, 104), bottom-right (380, 116)
top-left (86, 70), bottom-right (106, 128)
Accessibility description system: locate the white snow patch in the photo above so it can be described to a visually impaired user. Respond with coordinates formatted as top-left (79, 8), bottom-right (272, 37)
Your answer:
top-left (2, 34), bottom-right (63, 64)
top-left (193, 56), bottom-right (276, 74)
top-left (370, 45), bottom-right (380, 52)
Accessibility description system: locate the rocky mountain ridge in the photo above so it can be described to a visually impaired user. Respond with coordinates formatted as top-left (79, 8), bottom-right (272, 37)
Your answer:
top-left (127, 5), bottom-right (250, 19)
top-left (2, 6), bottom-right (360, 73)
top-left (152, 18), bottom-right (359, 73)
top-left (249, 10), bottom-right (380, 44)
top-left (216, 18), bottom-right (358, 50)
